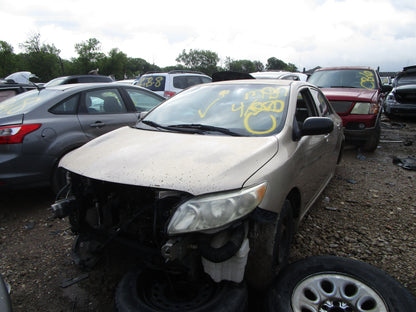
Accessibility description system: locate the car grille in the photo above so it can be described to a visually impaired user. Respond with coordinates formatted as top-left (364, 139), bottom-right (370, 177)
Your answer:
top-left (396, 93), bottom-right (416, 105)
top-left (329, 101), bottom-right (353, 113)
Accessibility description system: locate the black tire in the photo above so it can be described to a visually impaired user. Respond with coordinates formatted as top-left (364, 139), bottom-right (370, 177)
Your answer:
top-left (51, 164), bottom-right (68, 194)
top-left (265, 256), bottom-right (416, 312)
top-left (362, 122), bottom-right (381, 152)
top-left (115, 269), bottom-right (248, 312)
top-left (246, 200), bottom-right (294, 290)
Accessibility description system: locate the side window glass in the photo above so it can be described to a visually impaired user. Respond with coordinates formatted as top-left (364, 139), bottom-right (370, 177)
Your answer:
top-left (126, 89), bottom-right (163, 112)
top-left (50, 94), bottom-right (79, 114)
top-left (295, 89), bottom-right (317, 125)
top-left (310, 88), bottom-right (331, 116)
top-left (84, 89), bottom-right (127, 114)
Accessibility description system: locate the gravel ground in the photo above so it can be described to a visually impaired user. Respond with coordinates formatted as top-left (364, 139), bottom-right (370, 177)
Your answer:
top-left (0, 116), bottom-right (415, 311)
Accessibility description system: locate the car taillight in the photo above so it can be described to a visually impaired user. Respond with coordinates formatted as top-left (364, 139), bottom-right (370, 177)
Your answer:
top-left (0, 124), bottom-right (41, 144)
top-left (164, 91), bottom-right (176, 98)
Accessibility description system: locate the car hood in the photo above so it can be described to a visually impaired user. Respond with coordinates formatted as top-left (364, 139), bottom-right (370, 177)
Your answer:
top-left (60, 126), bottom-right (278, 195)
top-left (394, 84), bottom-right (416, 94)
top-left (321, 88), bottom-right (377, 101)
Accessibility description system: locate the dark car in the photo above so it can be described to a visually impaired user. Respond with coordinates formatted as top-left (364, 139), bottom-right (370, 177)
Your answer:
top-left (0, 79), bottom-right (37, 102)
top-left (308, 66), bottom-right (392, 151)
top-left (44, 75), bottom-right (114, 87)
top-left (0, 83), bottom-right (164, 191)
top-left (383, 65), bottom-right (416, 118)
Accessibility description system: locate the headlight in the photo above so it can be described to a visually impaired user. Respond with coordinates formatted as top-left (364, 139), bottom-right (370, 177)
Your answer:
top-left (386, 94), bottom-right (397, 105)
top-left (167, 182), bottom-right (267, 234)
top-left (351, 102), bottom-right (378, 114)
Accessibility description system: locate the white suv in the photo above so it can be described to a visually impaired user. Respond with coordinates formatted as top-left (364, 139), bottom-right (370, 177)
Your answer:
top-left (134, 70), bottom-right (212, 98)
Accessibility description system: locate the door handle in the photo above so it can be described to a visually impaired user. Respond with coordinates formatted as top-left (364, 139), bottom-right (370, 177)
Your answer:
top-left (90, 121), bottom-right (105, 128)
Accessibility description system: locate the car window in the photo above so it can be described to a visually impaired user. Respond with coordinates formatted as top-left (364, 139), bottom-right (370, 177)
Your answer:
top-left (145, 83), bottom-right (289, 136)
top-left (125, 88), bottom-right (163, 112)
top-left (0, 89), bottom-right (59, 116)
top-left (395, 72), bottom-right (416, 87)
top-left (310, 88), bottom-right (332, 117)
top-left (309, 69), bottom-right (377, 90)
top-left (137, 76), bottom-right (166, 91)
top-left (295, 89), bottom-right (318, 124)
top-left (173, 76), bottom-right (209, 89)
top-left (49, 94), bottom-right (79, 114)
top-left (84, 89), bottom-right (127, 114)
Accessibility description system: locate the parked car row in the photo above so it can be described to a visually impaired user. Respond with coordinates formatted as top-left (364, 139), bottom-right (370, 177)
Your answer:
top-left (0, 83), bottom-right (165, 192)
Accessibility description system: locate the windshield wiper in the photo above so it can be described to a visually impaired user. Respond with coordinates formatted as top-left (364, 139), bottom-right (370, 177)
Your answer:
top-left (140, 120), bottom-right (175, 131)
top-left (167, 124), bottom-right (241, 136)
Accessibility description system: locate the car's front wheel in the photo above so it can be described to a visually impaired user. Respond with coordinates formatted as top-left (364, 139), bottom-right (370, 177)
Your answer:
top-left (115, 269), bottom-right (248, 312)
top-left (265, 256), bottom-right (416, 312)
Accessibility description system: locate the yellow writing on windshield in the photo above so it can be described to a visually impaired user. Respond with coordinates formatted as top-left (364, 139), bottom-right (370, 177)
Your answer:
top-left (199, 87), bottom-right (287, 135)
top-left (0, 97), bottom-right (40, 115)
top-left (359, 71), bottom-right (375, 89)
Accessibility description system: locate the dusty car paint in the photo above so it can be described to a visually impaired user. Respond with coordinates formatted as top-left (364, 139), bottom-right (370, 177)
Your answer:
top-left (60, 126), bottom-right (278, 195)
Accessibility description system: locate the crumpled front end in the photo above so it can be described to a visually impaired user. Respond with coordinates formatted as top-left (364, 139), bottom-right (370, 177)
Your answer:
top-left (52, 172), bottom-right (265, 284)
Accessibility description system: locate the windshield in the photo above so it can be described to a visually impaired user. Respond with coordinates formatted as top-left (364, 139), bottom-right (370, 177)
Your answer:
top-left (395, 72), bottom-right (416, 87)
top-left (140, 83), bottom-right (289, 136)
top-left (136, 75), bottom-right (166, 91)
top-left (308, 69), bottom-right (378, 90)
top-left (0, 89), bottom-right (58, 116)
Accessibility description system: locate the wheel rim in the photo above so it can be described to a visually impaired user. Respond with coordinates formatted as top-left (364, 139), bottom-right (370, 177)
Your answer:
top-left (291, 273), bottom-right (388, 312)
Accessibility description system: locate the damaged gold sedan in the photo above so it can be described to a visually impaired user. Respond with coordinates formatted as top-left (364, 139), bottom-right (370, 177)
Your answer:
top-left (52, 79), bottom-right (344, 311)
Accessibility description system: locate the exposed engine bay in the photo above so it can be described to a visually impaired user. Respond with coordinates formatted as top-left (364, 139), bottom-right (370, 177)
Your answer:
top-left (52, 172), bottom-right (252, 284)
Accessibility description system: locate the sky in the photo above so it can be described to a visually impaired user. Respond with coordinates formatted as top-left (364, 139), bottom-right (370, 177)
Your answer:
top-left (1, 0), bottom-right (416, 73)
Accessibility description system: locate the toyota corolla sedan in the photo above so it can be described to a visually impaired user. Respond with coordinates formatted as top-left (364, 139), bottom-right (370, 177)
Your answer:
top-left (52, 79), bottom-right (344, 307)
top-left (0, 83), bottom-right (164, 191)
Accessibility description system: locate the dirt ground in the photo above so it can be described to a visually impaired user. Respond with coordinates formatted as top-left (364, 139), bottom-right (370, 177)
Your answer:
top-left (1, 115), bottom-right (415, 311)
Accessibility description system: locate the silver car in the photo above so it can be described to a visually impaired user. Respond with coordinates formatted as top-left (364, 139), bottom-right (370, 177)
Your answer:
top-left (0, 83), bottom-right (164, 191)
top-left (53, 79), bottom-right (343, 304)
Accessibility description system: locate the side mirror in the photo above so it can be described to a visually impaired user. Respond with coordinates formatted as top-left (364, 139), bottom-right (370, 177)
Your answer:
top-left (301, 117), bottom-right (334, 136)
top-left (381, 85), bottom-right (393, 93)
top-left (138, 111), bottom-right (148, 121)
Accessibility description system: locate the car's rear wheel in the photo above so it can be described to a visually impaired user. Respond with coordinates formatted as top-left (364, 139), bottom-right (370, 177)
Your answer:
top-left (115, 269), bottom-right (247, 312)
top-left (265, 256), bottom-right (416, 312)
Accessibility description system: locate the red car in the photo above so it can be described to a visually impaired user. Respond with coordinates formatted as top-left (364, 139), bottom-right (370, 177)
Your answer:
top-left (308, 66), bottom-right (392, 151)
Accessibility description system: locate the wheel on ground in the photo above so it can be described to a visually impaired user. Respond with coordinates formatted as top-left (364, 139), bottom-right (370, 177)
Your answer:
top-left (115, 269), bottom-right (247, 312)
top-left (362, 122), bottom-right (380, 152)
top-left (265, 255), bottom-right (416, 312)
top-left (246, 199), bottom-right (294, 290)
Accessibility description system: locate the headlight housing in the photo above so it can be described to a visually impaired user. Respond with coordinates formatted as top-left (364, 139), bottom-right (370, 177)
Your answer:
top-left (351, 102), bottom-right (378, 114)
top-left (167, 182), bottom-right (267, 234)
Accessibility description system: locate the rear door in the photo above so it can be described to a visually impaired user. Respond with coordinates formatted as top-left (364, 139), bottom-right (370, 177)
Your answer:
top-left (77, 87), bottom-right (138, 139)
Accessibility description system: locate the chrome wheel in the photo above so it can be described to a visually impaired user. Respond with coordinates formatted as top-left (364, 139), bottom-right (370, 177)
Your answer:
top-left (292, 273), bottom-right (388, 312)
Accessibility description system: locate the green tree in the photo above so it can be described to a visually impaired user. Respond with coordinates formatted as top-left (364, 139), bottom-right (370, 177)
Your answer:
top-left (266, 57), bottom-right (287, 71)
top-left (265, 57), bottom-right (298, 72)
top-left (125, 57), bottom-right (160, 78)
top-left (17, 33), bottom-right (63, 81)
top-left (74, 38), bottom-right (105, 74)
top-left (0, 40), bottom-right (16, 77)
top-left (176, 49), bottom-right (219, 76)
top-left (101, 48), bottom-right (128, 80)
top-left (225, 58), bottom-right (257, 73)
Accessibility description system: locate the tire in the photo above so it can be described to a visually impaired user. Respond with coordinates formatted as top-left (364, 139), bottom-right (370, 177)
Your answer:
top-left (265, 256), bottom-right (416, 312)
top-left (115, 269), bottom-right (248, 312)
top-left (362, 122), bottom-right (381, 152)
top-left (51, 163), bottom-right (68, 194)
top-left (246, 200), bottom-right (294, 290)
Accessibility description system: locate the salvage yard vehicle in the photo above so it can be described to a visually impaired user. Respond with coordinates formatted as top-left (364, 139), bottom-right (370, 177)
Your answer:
top-left (0, 83), bottom-right (164, 192)
top-left (134, 70), bottom-right (212, 98)
top-left (383, 65), bottom-right (416, 118)
top-left (52, 79), bottom-right (344, 310)
top-left (308, 66), bottom-right (392, 152)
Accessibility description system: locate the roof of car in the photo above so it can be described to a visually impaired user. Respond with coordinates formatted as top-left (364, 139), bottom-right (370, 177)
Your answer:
top-left (210, 79), bottom-right (299, 87)
top-left (314, 66), bottom-right (375, 71)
